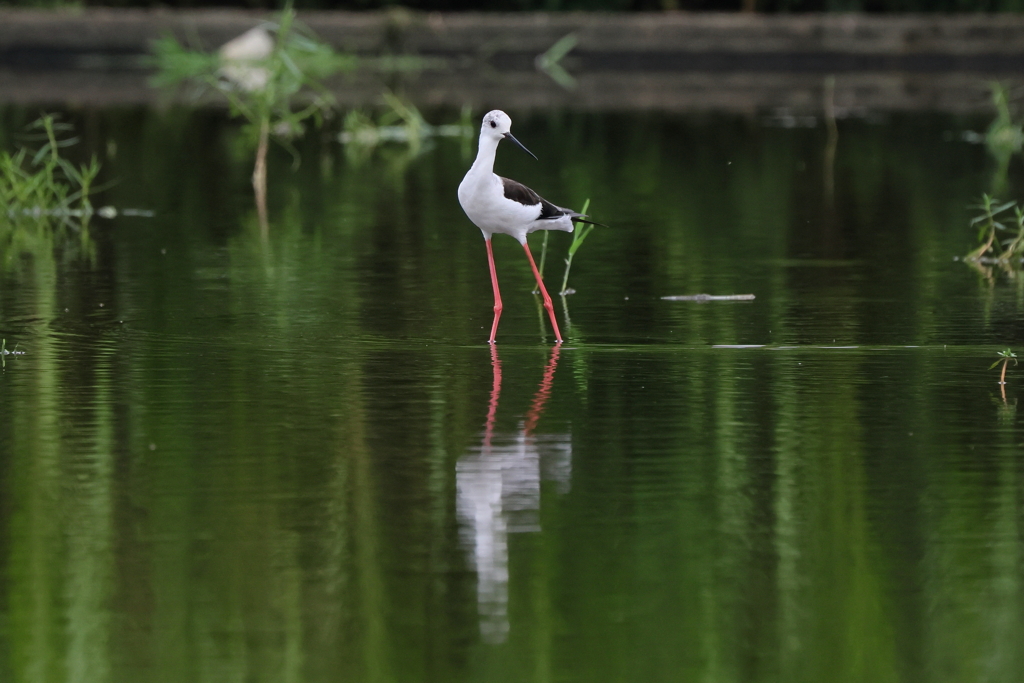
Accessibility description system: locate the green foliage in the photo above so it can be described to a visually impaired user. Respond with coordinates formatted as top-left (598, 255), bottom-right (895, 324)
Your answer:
top-left (0, 338), bottom-right (25, 368)
top-left (0, 112), bottom-right (101, 268)
top-left (148, 5), bottom-right (349, 158)
top-left (340, 92), bottom-right (431, 151)
top-left (148, 4), bottom-right (354, 229)
top-left (964, 84), bottom-right (1024, 278)
top-left (983, 83), bottom-right (1024, 194)
top-left (147, 35), bottom-right (221, 90)
top-left (560, 198), bottom-right (596, 295)
top-left (990, 348), bottom-right (1017, 387)
top-left (0, 115), bottom-right (100, 224)
top-left (964, 194), bottom-right (1024, 266)
top-left (0, 115), bottom-right (100, 271)
top-left (536, 33), bottom-right (578, 90)
top-left (989, 347), bottom-right (1017, 370)
top-left (985, 84), bottom-right (1023, 154)
top-left (339, 94), bottom-right (472, 166)
top-left (533, 198), bottom-right (601, 297)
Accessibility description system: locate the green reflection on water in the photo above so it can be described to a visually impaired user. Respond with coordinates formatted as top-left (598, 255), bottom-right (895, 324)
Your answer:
top-left (0, 106), bottom-right (1023, 682)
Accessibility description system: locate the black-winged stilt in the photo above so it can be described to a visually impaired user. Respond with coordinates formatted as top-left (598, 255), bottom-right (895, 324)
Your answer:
top-left (458, 110), bottom-right (601, 344)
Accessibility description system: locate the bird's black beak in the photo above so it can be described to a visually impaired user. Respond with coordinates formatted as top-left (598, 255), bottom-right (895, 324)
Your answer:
top-left (503, 132), bottom-right (538, 160)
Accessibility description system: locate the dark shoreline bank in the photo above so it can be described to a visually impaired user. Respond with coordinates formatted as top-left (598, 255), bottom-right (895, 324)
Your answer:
top-left (2, 9), bottom-right (1024, 112)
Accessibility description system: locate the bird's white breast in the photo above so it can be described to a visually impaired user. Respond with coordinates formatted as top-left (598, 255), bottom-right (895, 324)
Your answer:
top-left (459, 171), bottom-right (542, 242)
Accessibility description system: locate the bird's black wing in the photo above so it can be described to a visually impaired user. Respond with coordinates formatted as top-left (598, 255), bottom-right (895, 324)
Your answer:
top-left (500, 176), bottom-right (608, 226)
top-left (500, 176), bottom-right (565, 220)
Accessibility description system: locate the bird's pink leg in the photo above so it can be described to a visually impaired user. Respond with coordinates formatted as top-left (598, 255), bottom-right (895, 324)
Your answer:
top-left (485, 238), bottom-right (503, 344)
top-left (523, 242), bottom-right (563, 343)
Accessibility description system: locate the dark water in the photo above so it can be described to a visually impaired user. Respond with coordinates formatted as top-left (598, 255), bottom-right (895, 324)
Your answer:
top-left (1, 105), bottom-right (1023, 682)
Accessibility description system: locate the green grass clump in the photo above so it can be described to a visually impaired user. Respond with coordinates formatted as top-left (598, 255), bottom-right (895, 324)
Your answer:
top-left (0, 114), bottom-right (100, 228)
top-left (965, 194), bottom-right (1024, 266)
top-left (0, 114), bottom-right (101, 270)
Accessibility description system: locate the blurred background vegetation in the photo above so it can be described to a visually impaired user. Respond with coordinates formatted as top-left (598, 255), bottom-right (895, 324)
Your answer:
top-left (5, 0), bottom-right (1024, 15)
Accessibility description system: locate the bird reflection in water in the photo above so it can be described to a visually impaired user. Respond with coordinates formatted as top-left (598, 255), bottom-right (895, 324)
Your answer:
top-left (456, 345), bottom-right (571, 643)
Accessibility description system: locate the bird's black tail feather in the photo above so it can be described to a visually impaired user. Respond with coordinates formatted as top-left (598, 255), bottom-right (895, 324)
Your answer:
top-left (570, 214), bottom-right (608, 228)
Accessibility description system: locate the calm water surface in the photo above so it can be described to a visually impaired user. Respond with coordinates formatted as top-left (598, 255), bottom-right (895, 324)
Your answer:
top-left (1, 106), bottom-right (1023, 682)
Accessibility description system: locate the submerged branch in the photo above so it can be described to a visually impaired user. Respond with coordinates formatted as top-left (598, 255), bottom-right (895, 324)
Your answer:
top-left (661, 294), bottom-right (757, 301)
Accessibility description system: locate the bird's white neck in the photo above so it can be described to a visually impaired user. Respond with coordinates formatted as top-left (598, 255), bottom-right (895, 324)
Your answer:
top-left (468, 134), bottom-right (500, 177)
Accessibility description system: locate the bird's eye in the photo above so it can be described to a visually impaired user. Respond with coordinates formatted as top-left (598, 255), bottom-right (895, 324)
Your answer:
top-left (489, 121), bottom-right (497, 128)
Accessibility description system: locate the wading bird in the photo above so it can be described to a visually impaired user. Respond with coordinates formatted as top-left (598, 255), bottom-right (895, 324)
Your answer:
top-left (458, 110), bottom-right (600, 344)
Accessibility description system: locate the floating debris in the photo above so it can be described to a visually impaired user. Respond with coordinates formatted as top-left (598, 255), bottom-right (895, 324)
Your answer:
top-left (712, 344), bottom-right (766, 349)
top-left (97, 207), bottom-right (156, 219)
top-left (762, 110), bottom-right (818, 128)
top-left (6, 206), bottom-right (153, 220)
top-left (1, 339), bottom-right (25, 368)
top-left (661, 294), bottom-right (756, 302)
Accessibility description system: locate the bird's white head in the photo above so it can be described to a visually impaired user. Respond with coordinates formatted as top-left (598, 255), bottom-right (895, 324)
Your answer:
top-left (478, 110), bottom-right (537, 160)
top-left (480, 110), bottom-right (513, 140)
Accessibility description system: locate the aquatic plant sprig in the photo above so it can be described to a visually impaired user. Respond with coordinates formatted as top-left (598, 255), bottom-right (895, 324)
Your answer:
top-left (560, 198), bottom-right (595, 296)
top-left (1002, 206), bottom-right (1024, 257)
top-left (964, 193), bottom-right (1022, 264)
top-left (0, 339), bottom-right (25, 369)
top-left (990, 348), bottom-right (1018, 385)
top-left (533, 197), bottom-right (599, 296)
